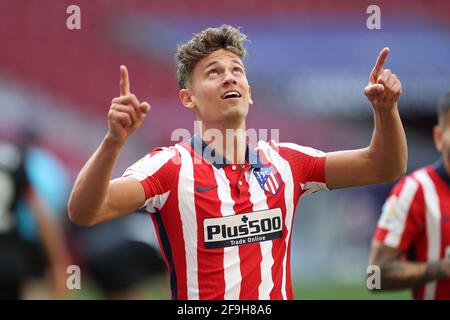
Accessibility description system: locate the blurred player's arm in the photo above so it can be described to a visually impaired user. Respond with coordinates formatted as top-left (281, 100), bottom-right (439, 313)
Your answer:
top-left (368, 241), bottom-right (450, 290)
top-left (26, 188), bottom-right (71, 297)
top-left (68, 66), bottom-right (151, 226)
top-left (325, 48), bottom-right (407, 189)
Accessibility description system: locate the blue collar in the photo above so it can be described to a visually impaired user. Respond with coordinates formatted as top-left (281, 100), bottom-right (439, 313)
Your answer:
top-left (434, 157), bottom-right (450, 187)
top-left (189, 135), bottom-right (264, 169)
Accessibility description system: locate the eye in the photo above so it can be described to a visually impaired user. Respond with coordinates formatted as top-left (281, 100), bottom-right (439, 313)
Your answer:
top-left (233, 67), bottom-right (243, 75)
top-left (207, 69), bottom-right (218, 77)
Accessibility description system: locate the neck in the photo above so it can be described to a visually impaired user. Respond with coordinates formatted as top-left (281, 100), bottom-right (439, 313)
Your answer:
top-left (199, 120), bottom-right (247, 164)
top-left (443, 155), bottom-right (450, 177)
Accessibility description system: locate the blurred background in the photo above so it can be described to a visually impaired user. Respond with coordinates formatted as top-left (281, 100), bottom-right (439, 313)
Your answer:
top-left (0, 0), bottom-right (449, 299)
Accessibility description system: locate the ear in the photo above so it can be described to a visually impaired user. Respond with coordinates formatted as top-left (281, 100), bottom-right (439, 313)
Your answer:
top-left (179, 89), bottom-right (195, 109)
top-left (433, 125), bottom-right (443, 152)
top-left (248, 85), bottom-right (253, 105)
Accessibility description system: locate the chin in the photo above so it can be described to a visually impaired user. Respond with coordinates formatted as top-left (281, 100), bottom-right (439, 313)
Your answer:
top-left (224, 105), bottom-right (248, 120)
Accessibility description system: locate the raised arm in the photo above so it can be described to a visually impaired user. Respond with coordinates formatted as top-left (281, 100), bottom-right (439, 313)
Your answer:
top-left (325, 48), bottom-right (407, 189)
top-left (68, 66), bottom-right (151, 226)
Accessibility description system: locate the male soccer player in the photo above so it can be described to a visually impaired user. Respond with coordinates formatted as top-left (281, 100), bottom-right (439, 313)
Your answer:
top-left (368, 92), bottom-right (450, 300)
top-left (68, 25), bottom-right (406, 299)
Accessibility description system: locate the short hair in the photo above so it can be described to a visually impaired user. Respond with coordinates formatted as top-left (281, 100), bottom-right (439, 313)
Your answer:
top-left (175, 25), bottom-right (247, 90)
top-left (438, 92), bottom-right (450, 127)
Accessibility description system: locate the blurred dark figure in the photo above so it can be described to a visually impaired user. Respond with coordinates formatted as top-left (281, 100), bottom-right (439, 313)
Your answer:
top-left (18, 127), bottom-right (74, 298)
top-left (70, 211), bottom-right (168, 299)
top-left (0, 129), bottom-right (70, 299)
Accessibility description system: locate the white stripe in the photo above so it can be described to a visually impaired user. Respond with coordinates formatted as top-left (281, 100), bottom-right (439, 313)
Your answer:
top-left (261, 141), bottom-right (295, 300)
top-left (143, 191), bottom-right (170, 213)
top-left (175, 144), bottom-right (199, 299)
top-left (414, 170), bottom-right (441, 300)
top-left (246, 170), bottom-right (274, 299)
top-left (213, 167), bottom-right (241, 299)
top-left (123, 148), bottom-right (175, 181)
top-left (382, 177), bottom-right (419, 248)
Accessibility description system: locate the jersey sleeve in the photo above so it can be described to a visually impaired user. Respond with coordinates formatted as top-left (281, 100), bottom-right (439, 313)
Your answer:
top-left (122, 147), bottom-right (180, 212)
top-left (275, 142), bottom-right (328, 196)
top-left (373, 176), bottom-right (426, 251)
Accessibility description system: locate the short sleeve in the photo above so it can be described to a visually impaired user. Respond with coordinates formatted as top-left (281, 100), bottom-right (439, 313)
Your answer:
top-left (122, 147), bottom-right (180, 212)
top-left (373, 176), bottom-right (425, 251)
top-left (275, 142), bottom-right (328, 196)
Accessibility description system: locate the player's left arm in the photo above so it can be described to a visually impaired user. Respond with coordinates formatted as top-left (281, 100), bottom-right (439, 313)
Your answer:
top-left (325, 48), bottom-right (407, 189)
top-left (26, 188), bottom-right (71, 298)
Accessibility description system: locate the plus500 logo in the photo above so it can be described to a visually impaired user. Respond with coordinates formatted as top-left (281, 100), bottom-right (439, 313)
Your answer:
top-left (207, 216), bottom-right (281, 240)
top-left (203, 208), bottom-right (283, 248)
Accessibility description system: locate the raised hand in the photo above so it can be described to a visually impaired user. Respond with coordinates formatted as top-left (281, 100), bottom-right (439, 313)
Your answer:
top-left (107, 65), bottom-right (151, 143)
top-left (364, 48), bottom-right (402, 110)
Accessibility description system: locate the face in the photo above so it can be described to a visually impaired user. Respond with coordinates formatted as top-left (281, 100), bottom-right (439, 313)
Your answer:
top-left (179, 49), bottom-right (253, 125)
top-left (434, 114), bottom-right (450, 170)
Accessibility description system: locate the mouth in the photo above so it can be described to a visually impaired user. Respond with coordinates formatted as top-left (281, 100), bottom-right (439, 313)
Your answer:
top-left (221, 90), bottom-right (242, 100)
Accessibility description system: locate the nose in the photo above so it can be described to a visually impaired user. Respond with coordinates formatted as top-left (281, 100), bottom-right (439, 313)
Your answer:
top-left (222, 70), bottom-right (237, 86)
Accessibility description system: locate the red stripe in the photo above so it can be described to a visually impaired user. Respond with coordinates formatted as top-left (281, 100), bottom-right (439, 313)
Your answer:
top-left (428, 166), bottom-right (450, 260)
top-left (391, 177), bottom-right (407, 197)
top-left (158, 147), bottom-right (188, 299)
top-left (408, 176), bottom-right (427, 300)
top-left (374, 228), bottom-right (389, 243)
top-left (310, 156), bottom-right (326, 184)
top-left (398, 179), bottom-right (425, 251)
top-left (223, 165), bottom-right (262, 299)
top-left (194, 159), bottom-right (226, 300)
top-left (428, 167), bottom-right (450, 300)
top-left (138, 149), bottom-right (179, 199)
top-left (269, 178), bottom-right (287, 300)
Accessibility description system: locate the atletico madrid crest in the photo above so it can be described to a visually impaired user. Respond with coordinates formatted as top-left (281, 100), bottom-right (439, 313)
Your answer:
top-left (253, 166), bottom-right (283, 195)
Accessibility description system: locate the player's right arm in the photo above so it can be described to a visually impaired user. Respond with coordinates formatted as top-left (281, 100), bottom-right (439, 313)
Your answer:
top-left (368, 241), bottom-right (450, 290)
top-left (68, 66), bottom-right (151, 226)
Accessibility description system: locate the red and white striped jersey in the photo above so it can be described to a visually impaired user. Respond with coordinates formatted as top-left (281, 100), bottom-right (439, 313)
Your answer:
top-left (374, 159), bottom-right (450, 300)
top-left (123, 135), bottom-right (328, 300)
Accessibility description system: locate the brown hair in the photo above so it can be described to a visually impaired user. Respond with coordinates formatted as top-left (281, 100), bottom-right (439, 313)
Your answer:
top-left (176, 25), bottom-right (247, 90)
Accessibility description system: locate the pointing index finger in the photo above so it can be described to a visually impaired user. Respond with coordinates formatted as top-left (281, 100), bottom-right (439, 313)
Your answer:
top-left (372, 47), bottom-right (390, 80)
top-left (120, 65), bottom-right (130, 96)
